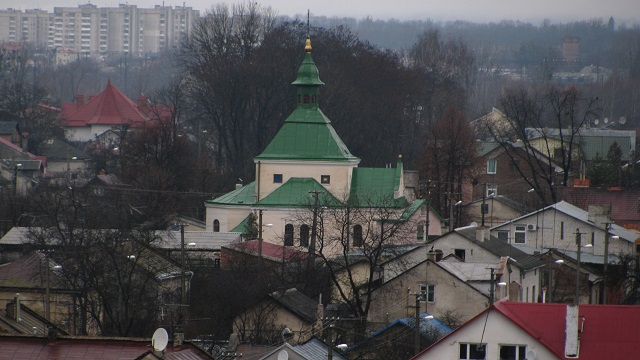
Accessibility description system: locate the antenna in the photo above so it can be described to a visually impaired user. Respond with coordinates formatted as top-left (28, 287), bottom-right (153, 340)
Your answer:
top-left (594, 119), bottom-right (599, 125)
top-left (619, 116), bottom-right (627, 125)
top-left (152, 328), bottom-right (169, 352)
top-left (604, 117), bottom-right (609, 124)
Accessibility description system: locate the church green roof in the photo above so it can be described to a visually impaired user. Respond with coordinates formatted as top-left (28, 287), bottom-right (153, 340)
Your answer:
top-left (349, 166), bottom-right (407, 208)
top-left (255, 37), bottom-right (358, 163)
top-left (256, 177), bottom-right (342, 208)
top-left (206, 181), bottom-right (256, 206)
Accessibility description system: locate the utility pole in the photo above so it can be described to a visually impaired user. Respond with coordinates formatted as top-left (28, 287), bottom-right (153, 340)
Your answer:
top-left (308, 190), bottom-right (320, 272)
top-left (180, 223), bottom-right (186, 320)
top-left (257, 209), bottom-right (264, 261)
top-left (487, 267), bottom-right (496, 305)
top-left (414, 293), bottom-right (421, 356)
top-left (603, 223), bottom-right (611, 304)
top-left (575, 228), bottom-right (584, 305)
top-left (45, 252), bottom-right (51, 321)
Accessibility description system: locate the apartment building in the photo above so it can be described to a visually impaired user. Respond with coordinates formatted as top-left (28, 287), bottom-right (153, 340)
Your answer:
top-left (0, 4), bottom-right (199, 58)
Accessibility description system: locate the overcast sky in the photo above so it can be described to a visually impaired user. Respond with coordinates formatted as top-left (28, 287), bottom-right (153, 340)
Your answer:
top-left (7, 0), bottom-right (640, 25)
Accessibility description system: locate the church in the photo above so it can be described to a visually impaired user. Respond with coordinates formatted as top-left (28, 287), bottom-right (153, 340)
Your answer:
top-left (205, 38), bottom-right (441, 255)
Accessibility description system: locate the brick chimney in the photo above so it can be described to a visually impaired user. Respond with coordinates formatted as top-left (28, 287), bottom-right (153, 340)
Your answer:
top-left (137, 96), bottom-right (149, 112)
top-left (76, 95), bottom-right (84, 107)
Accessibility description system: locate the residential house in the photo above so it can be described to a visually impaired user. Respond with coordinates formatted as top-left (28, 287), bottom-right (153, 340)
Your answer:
top-left (471, 107), bottom-right (511, 142)
top-left (205, 38), bottom-right (439, 255)
top-left (425, 225), bottom-right (545, 303)
top-left (462, 195), bottom-right (530, 229)
top-left (0, 135), bottom-right (45, 195)
top-left (0, 335), bottom-right (213, 359)
top-left (233, 288), bottom-right (321, 346)
top-left (35, 138), bottom-right (89, 175)
top-left (59, 80), bottom-right (172, 142)
top-left (258, 338), bottom-right (348, 360)
top-left (562, 186), bottom-right (640, 230)
top-left (414, 302), bottom-right (640, 360)
top-left (490, 201), bottom-right (638, 257)
top-left (347, 312), bottom-right (451, 360)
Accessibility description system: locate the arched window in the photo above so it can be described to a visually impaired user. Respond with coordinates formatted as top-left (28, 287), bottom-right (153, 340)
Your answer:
top-left (284, 224), bottom-right (294, 246)
top-left (353, 225), bottom-right (363, 247)
top-left (213, 219), bottom-right (220, 232)
top-left (303, 94), bottom-right (310, 103)
top-left (300, 224), bottom-right (310, 247)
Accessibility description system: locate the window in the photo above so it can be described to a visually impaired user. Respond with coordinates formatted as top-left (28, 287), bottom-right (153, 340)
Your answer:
top-left (320, 175), bottom-right (330, 184)
top-left (499, 345), bottom-right (526, 360)
top-left (353, 225), bottom-right (363, 247)
top-left (509, 159), bottom-right (519, 171)
top-left (514, 225), bottom-right (526, 244)
top-left (459, 343), bottom-right (486, 360)
top-left (417, 223), bottom-right (424, 240)
top-left (303, 94), bottom-right (310, 103)
top-left (486, 184), bottom-right (497, 197)
top-left (455, 249), bottom-right (466, 261)
top-left (591, 232), bottom-right (595, 246)
top-left (497, 231), bottom-right (508, 241)
top-left (273, 174), bottom-right (283, 183)
top-left (420, 284), bottom-right (435, 302)
top-left (284, 224), bottom-right (294, 246)
top-left (213, 219), bottom-right (220, 232)
top-left (561, 221), bottom-right (564, 239)
top-left (300, 224), bottom-right (310, 247)
top-left (481, 203), bottom-right (489, 214)
top-left (487, 159), bottom-right (497, 174)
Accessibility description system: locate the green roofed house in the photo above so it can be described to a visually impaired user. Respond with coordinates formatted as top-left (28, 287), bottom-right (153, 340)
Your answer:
top-left (205, 38), bottom-right (442, 254)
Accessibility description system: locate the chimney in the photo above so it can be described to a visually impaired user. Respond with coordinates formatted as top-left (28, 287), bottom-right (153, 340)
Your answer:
top-left (20, 132), bottom-right (28, 152)
top-left (137, 96), bottom-right (149, 111)
top-left (565, 305), bottom-right (580, 358)
top-left (476, 226), bottom-right (487, 242)
top-left (427, 249), bottom-right (438, 262)
top-left (76, 94), bottom-right (84, 107)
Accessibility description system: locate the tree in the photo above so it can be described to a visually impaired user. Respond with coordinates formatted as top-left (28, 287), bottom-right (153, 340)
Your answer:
top-left (488, 84), bottom-right (599, 203)
top-left (586, 142), bottom-right (623, 187)
top-left (421, 108), bottom-right (479, 225)
top-left (26, 184), bottom-right (175, 336)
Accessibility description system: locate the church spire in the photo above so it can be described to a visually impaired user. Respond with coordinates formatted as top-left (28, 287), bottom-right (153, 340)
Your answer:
top-left (292, 37), bottom-right (324, 108)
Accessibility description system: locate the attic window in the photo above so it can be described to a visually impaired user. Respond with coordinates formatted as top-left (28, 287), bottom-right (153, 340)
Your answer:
top-left (459, 343), bottom-right (486, 360)
top-left (454, 249), bottom-right (466, 261)
top-left (273, 174), bottom-right (283, 183)
top-left (321, 175), bottom-right (330, 184)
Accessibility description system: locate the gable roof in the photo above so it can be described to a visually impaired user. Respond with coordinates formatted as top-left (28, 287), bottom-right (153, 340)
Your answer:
top-left (491, 201), bottom-right (639, 243)
top-left (268, 288), bottom-right (318, 324)
top-left (349, 165), bottom-right (405, 207)
top-left (256, 177), bottom-right (342, 208)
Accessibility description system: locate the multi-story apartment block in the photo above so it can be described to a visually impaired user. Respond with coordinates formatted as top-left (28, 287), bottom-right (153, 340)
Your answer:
top-left (0, 4), bottom-right (199, 58)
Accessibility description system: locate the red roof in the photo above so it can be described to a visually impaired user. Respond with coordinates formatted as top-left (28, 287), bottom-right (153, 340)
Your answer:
top-left (0, 335), bottom-right (212, 360)
top-left (60, 80), bottom-right (171, 128)
top-left (415, 302), bottom-right (640, 360)
top-left (563, 186), bottom-right (640, 229)
top-left (227, 240), bottom-right (309, 261)
top-left (495, 302), bottom-right (640, 360)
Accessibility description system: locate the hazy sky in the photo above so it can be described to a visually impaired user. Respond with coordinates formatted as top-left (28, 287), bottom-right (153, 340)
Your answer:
top-left (7, 0), bottom-right (640, 25)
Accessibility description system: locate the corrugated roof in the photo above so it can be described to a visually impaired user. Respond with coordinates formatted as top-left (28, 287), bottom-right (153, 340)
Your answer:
top-left (155, 231), bottom-right (241, 251)
top-left (295, 338), bottom-right (348, 360)
top-left (256, 178), bottom-right (342, 208)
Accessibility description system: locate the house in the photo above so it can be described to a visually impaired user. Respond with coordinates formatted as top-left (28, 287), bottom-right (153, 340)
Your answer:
top-left (155, 229), bottom-right (242, 269)
top-left (0, 335), bottom-right (213, 359)
top-left (490, 201), bottom-right (638, 258)
top-left (413, 301), bottom-right (640, 360)
top-left (204, 38), bottom-right (440, 256)
top-left (35, 137), bottom-right (89, 175)
top-left (59, 80), bottom-right (172, 142)
top-left (348, 311), bottom-right (451, 360)
top-left (258, 337), bottom-right (348, 360)
top-left (562, 186), bottom-right (640, 229)
top-left (0, 135), bottom-right (45, 195)
top-left (462, 195), bottom-right (530, 229)
top-left (366, 257), bottom-right (491, 328)
top-left (425, 225), bottom-right (545, 303)
top-left (233, 288), bottom-right (321, 346)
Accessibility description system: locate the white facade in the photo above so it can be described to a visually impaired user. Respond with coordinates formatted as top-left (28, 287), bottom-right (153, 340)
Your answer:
top-left (416, 306), bottom-right (560, 360)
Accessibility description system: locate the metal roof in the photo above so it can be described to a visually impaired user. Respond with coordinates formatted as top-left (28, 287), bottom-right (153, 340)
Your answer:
top-left (206, 182), bottom-right (256, 206)
top-left (269, 288), bottom-right (318, 324)
top-left (255, 177), bottom-right (342, 208)
top-left (154, 230), bottom-right (241, 251)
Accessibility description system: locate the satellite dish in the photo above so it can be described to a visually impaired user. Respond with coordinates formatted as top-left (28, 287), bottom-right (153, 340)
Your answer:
top-left (593, 119), bottom-right (599, 125)
top-left (604, 117), bottom-right (609, 124)
top-left (620, 116), bottom-right (627, 125)
top-left (527, 349), bottom-right (537, 359)
top-left (277, 350), bottom-right (289, 360)
top-left (152, 328), bottom-right (169, 352)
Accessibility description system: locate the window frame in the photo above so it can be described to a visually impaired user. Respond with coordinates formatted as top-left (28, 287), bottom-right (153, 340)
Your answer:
top-left (497, 231), bottom-right (509, 242)
top-left (499, 344), bottom-right (527, 360)
top-left (514, 225), bottom-right (526, 244)
top-left (487, 159), bottom-right (497, 174)
top-left (486, 184), bottom-right (497, 197)
top-left (213, 219), bottom-right (220, 232)
top-left (459, 343), bottom-right (487, 360)
top-left (420, 284), bottom-right (435, 303)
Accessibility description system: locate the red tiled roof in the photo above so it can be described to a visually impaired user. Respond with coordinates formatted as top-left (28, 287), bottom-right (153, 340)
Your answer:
top-left (495, 302), bottom-right (640, 360)
top-left (60, 80), bottom-right (171, 128)
top-left (563, 186), bottom-right (640, 228)
top-left (0, 336), bottom-right (212, 360)
top-left (227, 240), bottom-right (309, 261)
